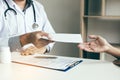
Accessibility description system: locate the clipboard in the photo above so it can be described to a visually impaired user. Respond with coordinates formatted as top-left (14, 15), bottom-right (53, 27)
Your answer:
top-left (12, 53), bottom-right (83, 72)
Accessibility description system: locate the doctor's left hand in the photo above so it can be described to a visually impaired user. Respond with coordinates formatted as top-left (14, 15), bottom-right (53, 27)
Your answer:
top-left (19, 31), bottom-right (53, 55)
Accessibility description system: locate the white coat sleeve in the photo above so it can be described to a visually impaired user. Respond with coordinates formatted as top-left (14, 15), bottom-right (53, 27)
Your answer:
top-left (39, 4), bottom-right (56, 53)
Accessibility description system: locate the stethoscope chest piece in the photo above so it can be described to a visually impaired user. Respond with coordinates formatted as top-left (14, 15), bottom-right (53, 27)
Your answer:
top-left (32, 23), bottom-right (39, 29)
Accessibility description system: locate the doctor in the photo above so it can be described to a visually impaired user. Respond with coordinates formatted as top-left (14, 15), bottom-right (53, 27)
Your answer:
top-left (0, 0), bottom-right (55, 55)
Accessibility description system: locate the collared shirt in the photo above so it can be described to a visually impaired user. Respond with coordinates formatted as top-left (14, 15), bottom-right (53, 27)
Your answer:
top-left (0, 0), bottom-right (55, 52)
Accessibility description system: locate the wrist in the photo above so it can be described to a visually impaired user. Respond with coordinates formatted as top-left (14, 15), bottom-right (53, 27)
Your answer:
top-left (105, 43), bottom-right (113, 53)
top-left (20, 33), bottom-right (31, 46)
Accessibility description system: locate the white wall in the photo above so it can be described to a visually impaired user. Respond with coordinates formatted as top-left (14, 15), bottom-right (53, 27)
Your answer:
top-left (37, 0), bottom-right (80, 57)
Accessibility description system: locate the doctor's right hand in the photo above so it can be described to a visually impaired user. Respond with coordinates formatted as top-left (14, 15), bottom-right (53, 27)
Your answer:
top-left (19, 31), bottom-right (53, 55)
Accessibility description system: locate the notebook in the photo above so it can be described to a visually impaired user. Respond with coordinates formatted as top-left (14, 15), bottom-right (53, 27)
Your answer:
top-left (12, 53), bottom-right (83, 71)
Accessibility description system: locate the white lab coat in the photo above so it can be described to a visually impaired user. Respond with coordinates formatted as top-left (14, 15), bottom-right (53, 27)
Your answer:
top-left (0, 0), bottom-right (55, 52)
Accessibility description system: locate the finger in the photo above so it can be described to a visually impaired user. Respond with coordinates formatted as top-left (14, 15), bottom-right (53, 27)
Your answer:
top-left (34, 39), bottom-right (50, 48)
top-left (78, 42), bottom-right (90, 50)
top-left (88, 35), bottom-right (99, 40)
top-left (21, 50), bottom-right (34, 56)
top-left (37, 32), bottom-right (52, 40)
top-left (20, 46), bottom-right (36, 56)
top-left (78, 43), bottom-right (85, 49)
top-left (84, 48), bottom-right (94, 52)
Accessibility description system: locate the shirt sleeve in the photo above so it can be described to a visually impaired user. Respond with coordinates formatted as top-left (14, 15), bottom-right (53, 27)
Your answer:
top-left (0, 36), bottom-right (21, 52)
top-left (8, 36), bottom-right (22, 52)
top-left (43, 10), bottom-right (56, 53)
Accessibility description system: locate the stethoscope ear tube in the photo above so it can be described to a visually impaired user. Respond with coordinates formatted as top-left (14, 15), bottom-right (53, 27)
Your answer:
top-left (4, 0), bottom-right (40, 30)
top-left (4, 0), bottom-right (17, 17)
top-left (4, 8), bottom-right (17, 17)
top-left (31, 2), bottom-right (39, 29)
top-left (31, 1), bottom-right (36, 22)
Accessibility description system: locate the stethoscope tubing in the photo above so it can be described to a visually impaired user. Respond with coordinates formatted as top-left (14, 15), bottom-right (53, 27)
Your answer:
top-left (3, 0), bottom-right (45, 31)
top-left (4, 0), bottom-right (17, 17)
top-left (31, 2), bottom-right (36, 22)
top-left (4, 0), bottom-right (36, 23)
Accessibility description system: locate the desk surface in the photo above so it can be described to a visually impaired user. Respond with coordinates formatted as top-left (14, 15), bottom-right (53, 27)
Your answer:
top-left (0, 55), bottom-right (120, 80)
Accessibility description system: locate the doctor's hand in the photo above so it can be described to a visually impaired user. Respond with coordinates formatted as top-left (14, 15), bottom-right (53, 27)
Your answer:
top-left (78, 35), bottom-right (111, 53)
top-left (20, 31), bottom-right (54, 55)
top-left (20, 43), bottom-right (48, 56)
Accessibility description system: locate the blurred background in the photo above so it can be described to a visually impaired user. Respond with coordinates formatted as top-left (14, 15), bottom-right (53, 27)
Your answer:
top-left (37, 0), bottom-right (80, 57)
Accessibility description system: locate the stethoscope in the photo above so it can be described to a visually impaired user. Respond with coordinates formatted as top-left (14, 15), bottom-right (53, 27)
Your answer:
top-left (4, 0), bottom-right (39, 30)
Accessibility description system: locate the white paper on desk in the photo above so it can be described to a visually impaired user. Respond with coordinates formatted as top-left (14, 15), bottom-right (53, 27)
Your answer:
top-left (42, 33), bottom-right (83, 43)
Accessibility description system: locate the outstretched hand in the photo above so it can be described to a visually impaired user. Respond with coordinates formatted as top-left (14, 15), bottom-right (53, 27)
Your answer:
top-left (78, 35), bottom-right (110, 53)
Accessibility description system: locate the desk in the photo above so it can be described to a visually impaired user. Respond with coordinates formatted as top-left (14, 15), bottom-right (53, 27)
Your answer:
top-left (0, 57), bottom-right (120, 80)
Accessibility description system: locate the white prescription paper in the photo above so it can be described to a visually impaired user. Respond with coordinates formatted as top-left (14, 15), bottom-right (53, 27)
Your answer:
top-left (43, 33), bottom-right (83, 43)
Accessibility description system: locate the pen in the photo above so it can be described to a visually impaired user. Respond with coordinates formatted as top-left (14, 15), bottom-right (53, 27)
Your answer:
top-left (34, 56), bottom-right (57, 59)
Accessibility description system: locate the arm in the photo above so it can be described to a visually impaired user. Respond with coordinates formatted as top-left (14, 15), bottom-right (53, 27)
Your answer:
top-left (78, 35), bottom-right (120, 57)
top-left (106, 45), bottom-right (120, 57)
top-left (20, 31), bottom-right (53, 55)
top-left (9, 31), bottom-right (53, 55)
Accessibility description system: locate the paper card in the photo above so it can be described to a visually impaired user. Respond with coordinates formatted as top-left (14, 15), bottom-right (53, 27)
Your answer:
top-left (42, 33), bottom-right (83, 43)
